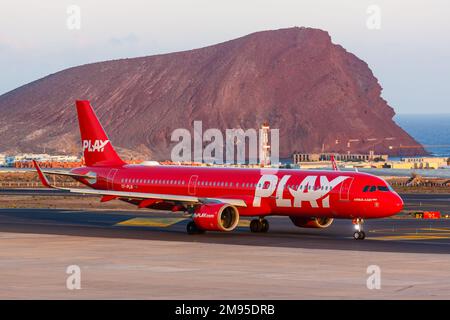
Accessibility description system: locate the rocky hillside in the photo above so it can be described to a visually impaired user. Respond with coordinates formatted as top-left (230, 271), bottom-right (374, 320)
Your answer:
top-left (0, 27), bottom-right (426, 160)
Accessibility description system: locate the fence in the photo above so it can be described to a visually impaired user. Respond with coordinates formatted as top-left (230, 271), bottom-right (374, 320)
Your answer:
top-left (389, 181), bottom-right (450, 187)
top-left (0, 182), bottom-right (82, 188)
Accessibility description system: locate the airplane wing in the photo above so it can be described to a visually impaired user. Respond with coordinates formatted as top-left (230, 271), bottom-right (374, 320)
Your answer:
top-left (40, 169), bottom-right (96, 180)
top-left (32, 161), bottom-right (246, 208)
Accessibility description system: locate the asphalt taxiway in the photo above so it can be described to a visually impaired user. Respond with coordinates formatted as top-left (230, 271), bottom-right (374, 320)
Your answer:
top-left (0, 191), bottom-right (449, 299)
top-left (0, 208), bottom-right (449, 254)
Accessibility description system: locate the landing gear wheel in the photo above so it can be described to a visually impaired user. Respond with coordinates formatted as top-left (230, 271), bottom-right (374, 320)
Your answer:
top-left (250, 218), bottom-right (269, 233)
top-left (261, 219), bottom-right (269, 233)
top-left (352, 218), bottom-right (366, 240)
top-left (353, 231), bottom-right (366, 240)
top-left (250, 219), bottom-right (262, 233)
top-left (187, 221), bottom-right (204, 235)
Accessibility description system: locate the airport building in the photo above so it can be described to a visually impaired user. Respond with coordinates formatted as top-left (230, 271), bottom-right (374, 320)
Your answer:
top-left (0, 153), bottom-right (81, 167)
top-left (390, 157), bottom-right (450, 169)
top-left (293, 152), bottom-right (388, 164)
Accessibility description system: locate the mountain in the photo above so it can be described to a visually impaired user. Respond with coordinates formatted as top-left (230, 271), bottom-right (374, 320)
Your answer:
top-left (0, 27), bottom-right (426, 160)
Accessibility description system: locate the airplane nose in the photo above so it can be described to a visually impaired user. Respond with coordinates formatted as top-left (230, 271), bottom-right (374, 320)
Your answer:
top-left (394, 194), bottom-right (404, 212)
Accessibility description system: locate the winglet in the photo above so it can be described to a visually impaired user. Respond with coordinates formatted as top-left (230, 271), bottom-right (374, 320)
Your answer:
top-left (33, 160), bottom-right (52, 188)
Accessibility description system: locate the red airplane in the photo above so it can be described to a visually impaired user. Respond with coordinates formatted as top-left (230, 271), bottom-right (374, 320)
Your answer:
top-left (33, 100), bottom-right (404, 240)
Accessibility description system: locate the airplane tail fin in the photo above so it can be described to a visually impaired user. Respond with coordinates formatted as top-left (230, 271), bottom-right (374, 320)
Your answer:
top-left (330, 154), bottom-right (339, 171)
top-left (76, 100), bottom-right (125, 167)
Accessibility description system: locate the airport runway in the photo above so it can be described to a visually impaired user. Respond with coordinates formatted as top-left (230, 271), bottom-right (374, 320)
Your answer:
top-left (0, 190), bottom-right (449, 299)
top-left (0, 207), bottom-right (449, 254)
top-left (0, 189), bottom-right (449, 253)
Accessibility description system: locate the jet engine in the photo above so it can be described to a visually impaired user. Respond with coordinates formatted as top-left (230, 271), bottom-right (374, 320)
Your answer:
top-left (289, 216), bottom-right (334, 228)
top-left (193, 203), bottom-right (240, 232)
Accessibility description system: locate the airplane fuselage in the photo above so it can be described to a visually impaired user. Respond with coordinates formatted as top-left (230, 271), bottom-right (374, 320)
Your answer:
top-left (72, 165), bottom-right (403, 219)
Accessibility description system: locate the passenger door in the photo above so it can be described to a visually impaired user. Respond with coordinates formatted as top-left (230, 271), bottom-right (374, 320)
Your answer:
top-left (339, 177), bottom-right (354, 201)
top-left (188, 175), bottom-right (198, 195)
top-left (106, 169), bottom-right (119, 190)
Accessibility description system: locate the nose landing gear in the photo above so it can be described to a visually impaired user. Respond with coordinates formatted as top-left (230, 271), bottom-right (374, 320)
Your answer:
top-left (352, 218), bottom-right (366, 240)
top-left (250, 217), bottom-right (269, 233)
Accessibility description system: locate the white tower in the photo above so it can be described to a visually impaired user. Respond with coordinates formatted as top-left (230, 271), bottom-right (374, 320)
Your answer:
top-left (260, 122), bottom-right (271, 166)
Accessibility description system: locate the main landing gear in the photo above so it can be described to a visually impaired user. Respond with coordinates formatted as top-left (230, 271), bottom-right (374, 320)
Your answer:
top-left (250, 218), bottom-right (269, 233)
top-left (186, 221), bottom-right (205, 235)
top-left (352, 218), bottom-right (366, 240)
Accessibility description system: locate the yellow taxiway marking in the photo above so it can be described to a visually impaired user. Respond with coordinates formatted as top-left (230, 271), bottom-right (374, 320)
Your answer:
top-left (370, 227), bottom-right (450, 241)
top-left (238, 220), bottom-right (251, 227)
top-left (117, 217), bottom-right (251, 228)
top-left (117, 217), bottom-right (186, 228)
top-left (372, 235), bottom-right (450, 241)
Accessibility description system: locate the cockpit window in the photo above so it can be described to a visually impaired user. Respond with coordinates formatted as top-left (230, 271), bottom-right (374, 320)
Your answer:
top-left (377, 186), bottom-right (389, 192)
top-left (363, 185), bottom-right (369, 192)
top-left (369, 186), bottom-right (376, 192)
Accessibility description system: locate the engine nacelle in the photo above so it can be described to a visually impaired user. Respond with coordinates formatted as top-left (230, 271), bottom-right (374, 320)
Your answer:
top-left (289, 216), bottom-right (334, 229)
top-left (193, 203), bottom-right (239, 232)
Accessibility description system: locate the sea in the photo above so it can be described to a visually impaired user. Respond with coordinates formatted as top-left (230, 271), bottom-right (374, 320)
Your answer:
top-left (357, 114), bottom-right (450, 178)
top-left (394, 114), bottom-right (450, 158)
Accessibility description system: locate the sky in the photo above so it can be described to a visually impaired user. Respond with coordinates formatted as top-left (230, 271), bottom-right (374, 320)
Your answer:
top-left (1, 0), bottom-right (449, 114)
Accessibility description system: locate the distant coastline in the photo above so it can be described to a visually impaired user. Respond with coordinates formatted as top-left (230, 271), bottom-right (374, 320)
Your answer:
top-left (395, 114), bottom-right (450, 157)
